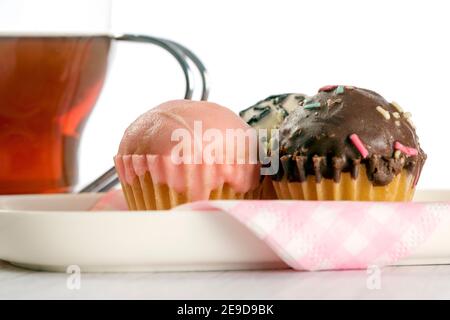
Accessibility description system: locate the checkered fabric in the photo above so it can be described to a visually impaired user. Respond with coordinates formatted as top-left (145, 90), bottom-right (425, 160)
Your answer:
top-left (93, 191), bottom-right (447, 271)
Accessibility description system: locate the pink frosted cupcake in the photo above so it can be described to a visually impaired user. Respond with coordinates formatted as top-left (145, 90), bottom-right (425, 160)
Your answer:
top-left (114, 100), bottom-right (261, 210)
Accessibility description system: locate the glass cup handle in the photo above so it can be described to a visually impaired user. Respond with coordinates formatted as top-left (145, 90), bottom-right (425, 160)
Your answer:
top-left (78, 34), bottom-right (209, 193)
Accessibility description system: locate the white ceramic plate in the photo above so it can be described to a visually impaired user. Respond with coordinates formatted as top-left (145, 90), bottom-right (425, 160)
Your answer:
top-left (0, 190), bottom-right (450, 272)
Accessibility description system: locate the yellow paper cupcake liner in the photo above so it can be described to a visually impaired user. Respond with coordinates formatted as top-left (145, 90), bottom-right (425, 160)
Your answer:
top-left (272, 166), bottom-right (415, 201)
top-left (121, 172), bottom-right (262, 210)
top-left (260, 176), bottom-right (278, 200)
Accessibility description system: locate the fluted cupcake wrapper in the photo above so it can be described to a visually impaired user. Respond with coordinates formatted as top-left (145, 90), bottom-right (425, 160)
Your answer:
top-left (121, 173), bottom-right (262, 210)
top-left (114, 155), bottom-right (262, 210)
top-left (260, 176), bottom-right (278, 200)
top-left (274, 154), bottom-right (362, 183)
top-left (272, 166), bottom-right (415, 201)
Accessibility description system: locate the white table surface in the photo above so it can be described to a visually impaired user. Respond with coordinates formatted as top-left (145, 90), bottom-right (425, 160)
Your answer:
top-left (1, 261), bottom-right (450, 299)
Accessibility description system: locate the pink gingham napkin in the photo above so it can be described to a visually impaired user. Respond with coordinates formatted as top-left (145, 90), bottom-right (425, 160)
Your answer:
top-left (92, 190), bottom-right (449, 271)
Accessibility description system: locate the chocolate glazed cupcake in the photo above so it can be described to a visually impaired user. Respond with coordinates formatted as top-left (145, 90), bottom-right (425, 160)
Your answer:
top-left (272, 85), bottom-right (426, 201)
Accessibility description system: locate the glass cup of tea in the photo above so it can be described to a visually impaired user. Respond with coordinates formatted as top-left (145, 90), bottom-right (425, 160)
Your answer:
top-left (0, 0), bottom-right (208, 194)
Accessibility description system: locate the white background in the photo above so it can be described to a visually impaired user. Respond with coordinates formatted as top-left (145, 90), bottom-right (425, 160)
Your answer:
top-left (3, 0), bottom-right (450, 190)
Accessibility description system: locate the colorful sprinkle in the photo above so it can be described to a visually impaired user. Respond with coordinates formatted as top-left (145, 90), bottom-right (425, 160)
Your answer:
top-left (319, 85), bottom-right (338, 92)
top-left (327, 98), bottom-right (342, 107)
top-left (392, 112), bottom-right (400, 119)
top-left (394, 150), bottom-right (402, 159)
top-left (349, 134), bottom-right (369, 158)
top-left (304, 102), bottom-right (321, 109)
top-left (376, 106), bottom-right (391, 120)
top-left (335, 86), bottom-right (345, 94)
top-left (391, 101), bottom-right (404, 113)
top-left (394, 141), bottom-right (418, 156)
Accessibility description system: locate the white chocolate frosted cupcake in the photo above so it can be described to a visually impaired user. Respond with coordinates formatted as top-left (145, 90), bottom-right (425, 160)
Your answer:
top-left (239, 93), bottom-right (307, 131)
top-left (239, 93), bottom-right (307, 199)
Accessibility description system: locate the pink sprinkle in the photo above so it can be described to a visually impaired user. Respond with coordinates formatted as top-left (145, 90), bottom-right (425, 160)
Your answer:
top-left (394, 141), bottom-right (418, 156)
top-left (318, 85), bottom-right (338, 92)
top-left (349, 134), bottom-right (369, 158)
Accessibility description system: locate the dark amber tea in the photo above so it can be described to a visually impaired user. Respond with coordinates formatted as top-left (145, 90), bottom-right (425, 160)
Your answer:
top-left (0, 36), bottom-right (111, 194)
